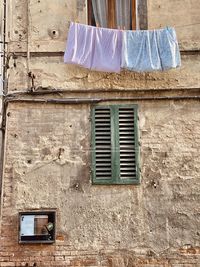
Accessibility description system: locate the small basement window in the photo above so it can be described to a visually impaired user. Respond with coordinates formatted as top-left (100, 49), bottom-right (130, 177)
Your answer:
top-left (19, 211), bottom-right (56, 244)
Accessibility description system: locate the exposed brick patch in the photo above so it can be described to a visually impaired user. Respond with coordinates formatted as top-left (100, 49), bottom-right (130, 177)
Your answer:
top-left (0, 247), bottom-right (199, 267)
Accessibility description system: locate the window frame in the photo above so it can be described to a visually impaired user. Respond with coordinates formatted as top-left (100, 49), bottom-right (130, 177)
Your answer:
top-left (19, 211), bottom-right (56, 244)
top-left (87, 0), bottom-right (136, 30)
top-left (91, 104), bottom-right (140, 185)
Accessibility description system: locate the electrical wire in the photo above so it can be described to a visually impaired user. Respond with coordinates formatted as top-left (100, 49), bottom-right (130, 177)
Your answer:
top-left (173, 22), bottom-right (200, 28)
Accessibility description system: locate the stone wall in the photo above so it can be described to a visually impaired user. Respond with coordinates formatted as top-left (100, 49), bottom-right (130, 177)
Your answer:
top-left (0, 0), bottom-right (200, 266)
top-left (5, 0), bottom-right (200, 92)
top-left (0, 101), bottom-right (200, 266)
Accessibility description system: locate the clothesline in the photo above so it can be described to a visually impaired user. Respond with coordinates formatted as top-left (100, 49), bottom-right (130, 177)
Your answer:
top-left (73, 21), bottom-right (200, 30)
top-left (175, 22), bottom-right (200, 28)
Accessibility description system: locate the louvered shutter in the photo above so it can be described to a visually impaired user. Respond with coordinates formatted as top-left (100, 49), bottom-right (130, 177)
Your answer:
top-left (91, 105), bottom-right (139, 185)
top-left (118, 107), bottom-right (138, 183)
top-left (91, 107), bottom-right (113, 184)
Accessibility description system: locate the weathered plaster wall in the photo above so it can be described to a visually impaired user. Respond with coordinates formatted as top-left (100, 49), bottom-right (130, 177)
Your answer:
top-left (148, 0), bottom-right (200, 50)
top-left (0, 0), bottom-right (200, 266)
top-left (0, 101), bottom-right (200, 266)
top-left (8, 0), bottom-right (200, 52)
top-left (8, 0), bottom-right (87, 53)
top-left (7, 54), bottom-right (200, 91)
top-left (6, 0), bottom-right (200, 93)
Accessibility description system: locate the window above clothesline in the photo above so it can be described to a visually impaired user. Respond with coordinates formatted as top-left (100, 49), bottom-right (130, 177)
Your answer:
top-left (87, 0), bottom-right (137, 30)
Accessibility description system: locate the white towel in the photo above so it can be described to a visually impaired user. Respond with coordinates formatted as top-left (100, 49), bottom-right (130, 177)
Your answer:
top-left (64, 22), bottom-right (123, 73)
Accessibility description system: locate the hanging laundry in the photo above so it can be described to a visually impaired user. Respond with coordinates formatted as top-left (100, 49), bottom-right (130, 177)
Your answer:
top-left (121, 27), bottom-right (181, 72)
top-left (64, 22), bottom-right (95, 70)
top-left (64, 22), bottom-right (122, 73)
top-left (156, 27), bottom-right (181, 70)
top-left (64, 23), bottom-right (181, 73)
top-left (92, 26), bottom-right (122, 72)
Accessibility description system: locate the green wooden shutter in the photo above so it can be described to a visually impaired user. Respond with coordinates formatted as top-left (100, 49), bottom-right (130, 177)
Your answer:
top-left (91, 105), bottom-right (140, 185)
top-left (91, 106), bottom-right (113, 184)
top-left (118, 106), bottom-right (140, 184)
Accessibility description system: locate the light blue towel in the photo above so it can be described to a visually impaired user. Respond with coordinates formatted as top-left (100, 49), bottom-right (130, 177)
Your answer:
top-left (122, 27), bottom-right (181, 72)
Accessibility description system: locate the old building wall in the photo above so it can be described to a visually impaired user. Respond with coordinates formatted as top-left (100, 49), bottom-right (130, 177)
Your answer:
top-left (6, 0), bottom-right (200, 92)
top-left (0, 101), bottom-right (200, 266)
top-left (0, 0), bottom-right (200, 266)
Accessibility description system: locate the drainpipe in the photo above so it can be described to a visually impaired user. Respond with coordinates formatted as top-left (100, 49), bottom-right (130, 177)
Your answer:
top-left (4, 95), bottom-right (200, 104)
top-left (0, 0), bottom-right (7, 224)
top-left (2, 0), bottom-right (6, 94)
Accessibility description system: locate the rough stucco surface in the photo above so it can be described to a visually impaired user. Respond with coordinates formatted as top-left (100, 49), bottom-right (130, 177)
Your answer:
top-left (0, 102), bottom-right (200, 266)
top-left (8, 0), bottom-right (200, 52)
top-left (7, 54), bottom-right (200, 91)
top-left (0, 0), bottom-right (200, 266)
top-left (8, 0), bottom-right (87, 53)
top-left (148, 0), bottom-right (200, 50)
top-left (6, 0), bottom-right (200, 93)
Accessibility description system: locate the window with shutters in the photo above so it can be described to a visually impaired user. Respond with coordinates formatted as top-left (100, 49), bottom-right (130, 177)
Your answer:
top-left (91, 105), bottom-right (140, 185)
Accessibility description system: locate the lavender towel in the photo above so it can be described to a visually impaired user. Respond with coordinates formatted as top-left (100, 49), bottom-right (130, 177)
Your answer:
top-left (121, 27), bottom-right (181, 72)
top-left (64, 22), bottom-right (122, 73)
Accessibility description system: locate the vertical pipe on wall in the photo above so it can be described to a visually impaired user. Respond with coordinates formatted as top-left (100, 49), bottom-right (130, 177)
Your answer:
top-left (2, 0), bottom-right (6, 94)
top-left (27, 0), bottom-right (31, 90)
top-left (0, 0), bottom-right (7, 227)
